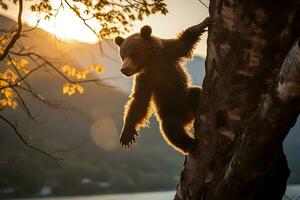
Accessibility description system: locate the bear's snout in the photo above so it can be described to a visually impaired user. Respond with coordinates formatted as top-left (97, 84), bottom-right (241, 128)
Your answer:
top-left (120, 67), bottom-right (129, 74)
top-left (121, 67), bottom-right (135, 77)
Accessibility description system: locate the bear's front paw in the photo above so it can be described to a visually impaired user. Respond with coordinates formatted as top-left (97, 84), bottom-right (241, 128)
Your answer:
top-left (199, 17), bottom-right (217, 28)
top-left (120, 127), bottom-right (138, 148)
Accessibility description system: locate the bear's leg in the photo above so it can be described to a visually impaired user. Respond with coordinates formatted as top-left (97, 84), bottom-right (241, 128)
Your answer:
top-left (160, 117), bottom-right (197, 154)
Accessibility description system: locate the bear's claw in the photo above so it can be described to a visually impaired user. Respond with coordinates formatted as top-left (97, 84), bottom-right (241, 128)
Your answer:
top-left (120, 127), bottom-right (138, 149)
top-left (199, 17), bottom-right (217, 29)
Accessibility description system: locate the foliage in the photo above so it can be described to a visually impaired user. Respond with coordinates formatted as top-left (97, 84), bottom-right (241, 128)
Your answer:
top-left (61, 64), bottom-right (104, 96)
top-left (0, 0), bottom-right (168, 158)
top-left (1, 0), bottom-right (167, 38)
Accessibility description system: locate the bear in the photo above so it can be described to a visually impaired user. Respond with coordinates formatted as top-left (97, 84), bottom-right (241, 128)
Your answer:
top-left (115, 17), bottom-right (214, 154)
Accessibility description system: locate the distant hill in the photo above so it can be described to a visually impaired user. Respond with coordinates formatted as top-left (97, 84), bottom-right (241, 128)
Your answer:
top-left (0, 15), bottom-right (183, 198)
top-left (0, 15), bottom-right (299, 199)
top-left (186, 56), bottom-right (205, 86)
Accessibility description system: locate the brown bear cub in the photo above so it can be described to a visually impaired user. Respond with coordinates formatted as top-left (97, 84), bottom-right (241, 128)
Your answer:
top-left (115, 17), bottom-right (213, 154)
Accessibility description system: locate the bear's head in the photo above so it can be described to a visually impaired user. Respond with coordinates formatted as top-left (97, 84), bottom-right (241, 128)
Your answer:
top-left (115, 25), bottom-right (161, 77)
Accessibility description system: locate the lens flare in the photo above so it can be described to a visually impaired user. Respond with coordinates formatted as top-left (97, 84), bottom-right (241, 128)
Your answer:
top-left (90, 117), bottom-right (119, 151)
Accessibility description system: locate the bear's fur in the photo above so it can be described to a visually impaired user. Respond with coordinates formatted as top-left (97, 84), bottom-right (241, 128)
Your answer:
top-left (115, 17), bottom-right (213, 154)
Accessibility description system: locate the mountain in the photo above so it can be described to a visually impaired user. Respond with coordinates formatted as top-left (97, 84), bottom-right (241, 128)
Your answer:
top-left (0, 15), bottom-right (183, 198)
top-left (186, 56), bottom-right (206, 86)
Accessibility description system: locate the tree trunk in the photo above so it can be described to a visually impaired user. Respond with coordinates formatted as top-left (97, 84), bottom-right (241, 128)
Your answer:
top-left (175, 1), bottom-right (300, 199)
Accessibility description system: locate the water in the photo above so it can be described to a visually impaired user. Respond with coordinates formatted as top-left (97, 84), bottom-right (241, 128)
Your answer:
top-left (19, 191), bottom-right (175, 200)
top-left (16, 185), bottom-right (300, 200)
top-left (285, 185), bottom-right (300, 199)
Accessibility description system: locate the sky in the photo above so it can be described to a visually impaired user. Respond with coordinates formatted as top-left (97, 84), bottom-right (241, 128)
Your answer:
top-left (0, 0), bottom-right (209, 56)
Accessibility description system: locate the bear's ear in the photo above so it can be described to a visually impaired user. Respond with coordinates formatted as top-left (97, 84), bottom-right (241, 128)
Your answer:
top-left (115, 36), bottom-right (124, 46)
top-left (140, 25), bottom-right (152, 39)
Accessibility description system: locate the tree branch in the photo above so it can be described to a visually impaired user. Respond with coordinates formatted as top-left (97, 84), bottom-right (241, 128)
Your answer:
top-left (198, 0), bottom-right (208, 8)
top-left (0, 0), bottom-right (23, 61)
top-left (1, 51), bottom-right (115, 90)
top-left (0, 114), bottom-right (60, 160)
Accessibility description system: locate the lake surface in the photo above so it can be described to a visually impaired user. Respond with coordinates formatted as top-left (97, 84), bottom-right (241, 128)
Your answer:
top-left (17, 185), bottom-right (300, 200)
top-left (19, 191), bottom-right (175, 200)
top-left (285, 185), bottom-right (300, 199)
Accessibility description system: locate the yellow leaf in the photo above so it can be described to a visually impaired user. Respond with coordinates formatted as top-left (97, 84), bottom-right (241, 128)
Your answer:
top-left (63, 84), bottom-right (70, 94)
top-left (76, 84), bottom-right (84, 94)
top-left (11, 101), bottom-right (17, 109)
top-left (0, 35), bottom-right (9, 45)
top-left (0, 98), bottom-right (17, 109)
top-left (4, 89), bottom-right (11, 98)
top-left (67, 67), bottom-right (76, 77)
top-left (62, 83), bottom-right (77, 96)
top-left (91, 64), bottom-right (105, 74)
top-left (67, 87), bottom-right (76, 96)
top-left (23, 69), bottom-right (29, 74)
top-left (19, 58), bottom-right (28, 67)
top-left (70, 68), bottom-right (76, 77)
top-left (6, 59), bottom-right (17, 67)
top-left (61, 65), bottom-right (70, 72)
top-left (0, 99), bottom-right (7, 106)
top-left (75, 72), bottom-right (82, 79)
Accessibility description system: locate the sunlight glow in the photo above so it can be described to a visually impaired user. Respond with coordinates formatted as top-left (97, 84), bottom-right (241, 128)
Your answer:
top-left (26, 5), bottom-right (99, 43)
top-left (2, 0), bottom-right (209, 55)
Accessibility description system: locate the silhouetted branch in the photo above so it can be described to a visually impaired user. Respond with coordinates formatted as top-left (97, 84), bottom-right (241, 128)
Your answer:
top-left (0, 114), bottom-right (60, 160)
top-left (0, 0), bottom-right (168, 164)
top-left (0, 158), bottom-right (16, 166)
top-left (22, 18), bottom-right (41, 33)
top-left (198, 0), bottom-right (208, 8)
top-left (1, 51), bottom-right (115, 90)
top-left (0, 0), bottom-right (23, 61)
top-left (49, 138), bottom-right (87, 154)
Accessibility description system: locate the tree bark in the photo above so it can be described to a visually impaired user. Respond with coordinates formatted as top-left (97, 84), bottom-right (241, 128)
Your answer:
top-left (175, 1), bottom-right (300, 200)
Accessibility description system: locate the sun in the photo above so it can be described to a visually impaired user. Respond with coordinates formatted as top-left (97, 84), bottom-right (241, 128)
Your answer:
top-left (26, 7), bottom-right (99, 44)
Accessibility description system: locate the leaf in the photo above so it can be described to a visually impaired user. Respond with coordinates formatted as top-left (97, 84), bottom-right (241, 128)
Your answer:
top-left (63, 84), bottom-right (70, 94)
top-left (69, 68), bottom-right (76, 77)
top-left (91, 64), bottom-right (105, 74)
top-left (0, 99), bottom-right (7, 106)
top-left (76, 84), bottom-right (84, 94)
top-left (19, 58), bottom-right (28, 67)
top-left (0, 35), bottom-right (9, 45)
top-left (67, 87), bottom-right (76, 96)
top-left (62, 83), bottom-right (77, 96)
top-left (61, 64), bottom-right (70, 73)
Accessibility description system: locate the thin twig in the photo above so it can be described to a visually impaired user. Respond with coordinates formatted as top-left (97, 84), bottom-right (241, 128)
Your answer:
top-left (198, 0), bottom-right (209, 8)
top-left (22, 18), bottom-right (41, 33)
top-left (50, 138), bottom-right (87, 154)
top-left (63, 0), bottom-right (104, 52)
top-left (7, 51), bottom-right (117, 88)
top-left (0, 114), bottom-right (60, 160)
top-left (7, 54), bottom-right (41, 122)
